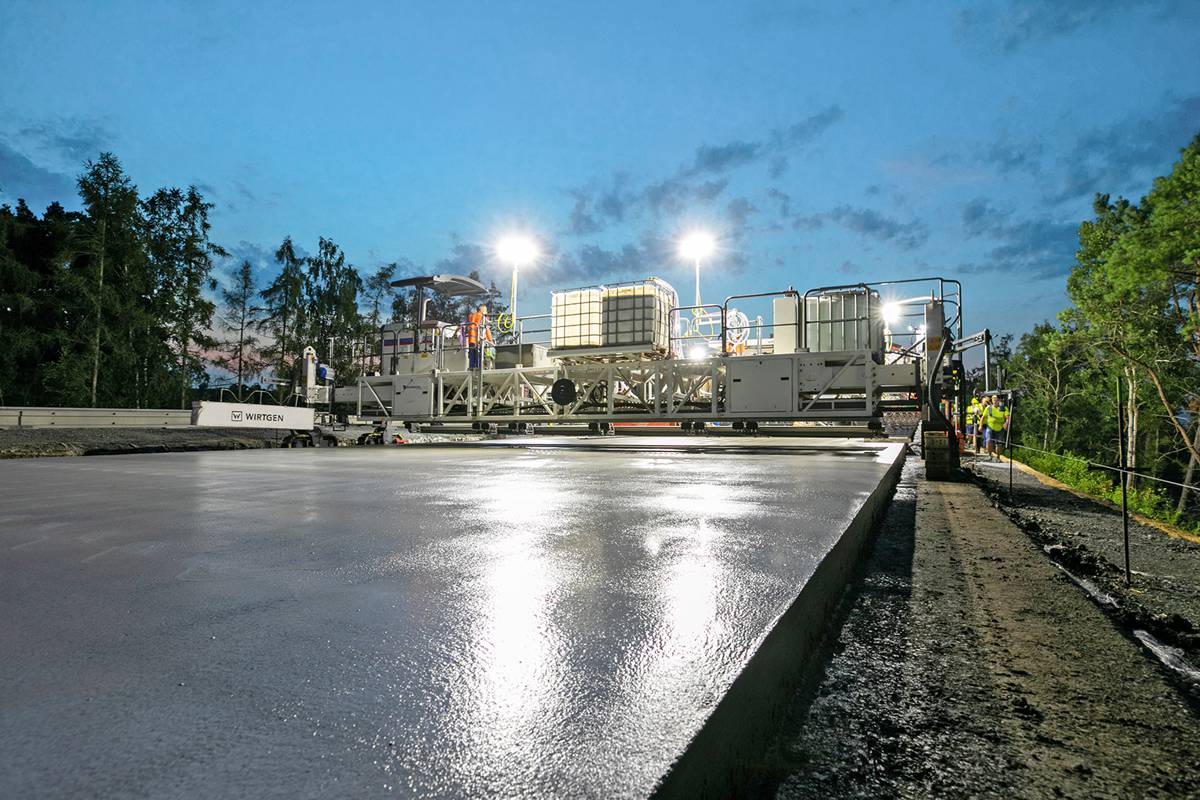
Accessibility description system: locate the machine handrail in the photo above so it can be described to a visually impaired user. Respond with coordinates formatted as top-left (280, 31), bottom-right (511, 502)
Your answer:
top-left (721, 290), bottom-right (800, 355)
top-left (669, 303), bottom-right (725, 355)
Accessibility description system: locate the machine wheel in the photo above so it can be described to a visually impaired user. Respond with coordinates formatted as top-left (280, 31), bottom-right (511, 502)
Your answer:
top-left (732, 421), bottom-right (745, 431)
top-left (587, 421), bottom-right (600, 434)
top-left (693, 421), bottom-right (707, 434)
top-left (746, 420), bottom-right (760, 434)
top-left (680, 420), bottom-right (693, 432)
top-left (598, 422), bottom-right (612, 436)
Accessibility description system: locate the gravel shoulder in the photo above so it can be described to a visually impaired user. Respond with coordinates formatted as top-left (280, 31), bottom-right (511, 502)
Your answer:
top-left (760, 461), bottom-right (1200, 798)
top-left (970, 455), bottom-right (1200, 669)
top-left (0, 426), bottom-right (292, 458)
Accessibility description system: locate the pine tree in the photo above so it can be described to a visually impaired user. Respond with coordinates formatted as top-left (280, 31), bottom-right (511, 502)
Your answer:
top-left (214, 260), bottom-right (265, 398)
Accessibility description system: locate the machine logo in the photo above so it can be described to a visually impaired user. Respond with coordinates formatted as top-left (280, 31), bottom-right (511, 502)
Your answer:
top-left (231, 410), bottom-right (244, 422)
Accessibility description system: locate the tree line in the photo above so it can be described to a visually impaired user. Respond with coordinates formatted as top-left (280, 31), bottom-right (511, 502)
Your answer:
top-left (0, 152), bottom-right (504, 409)
top-left (999, 133), bottom-right (1200, 518)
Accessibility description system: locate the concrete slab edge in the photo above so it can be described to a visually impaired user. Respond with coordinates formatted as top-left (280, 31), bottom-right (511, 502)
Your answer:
top-left (651, 447), bottom-right (908, 799)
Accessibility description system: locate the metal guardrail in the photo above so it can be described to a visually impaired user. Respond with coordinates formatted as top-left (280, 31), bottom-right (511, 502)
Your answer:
top-left (0, 407), bottom-right (193, 428)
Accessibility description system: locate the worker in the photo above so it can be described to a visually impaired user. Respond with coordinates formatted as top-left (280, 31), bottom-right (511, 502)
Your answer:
top-left (983, 396), bottom-right (1009, 461)
top-left (967, 395), bottom-right (982, 452)
top-left (467, 304), bottom-right (493, 369)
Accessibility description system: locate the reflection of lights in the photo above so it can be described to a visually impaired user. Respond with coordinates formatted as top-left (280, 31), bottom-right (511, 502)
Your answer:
top-left (881, 302), bottom-right (900, 325)
top-left (688, 344), bottom-right (709, 361)
top-left (461, 464), bottom-right (568, 764)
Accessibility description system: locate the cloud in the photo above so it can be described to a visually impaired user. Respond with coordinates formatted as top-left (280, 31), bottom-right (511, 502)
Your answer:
top-left (981, 136), bottom-right (1043, 177)
top-left (0, 140), bottom-right (76, 207)
top-left (726, 197), bottom-right (759, 228)
top-left (1047, 94), bottom-right (1200, 203)
top-left (690, 140), bottom-right (761, 175)
top-left (826, 206), bottom-right (929, 250)
top-left (961, 197), bottom-right (1012, 238)
top-left (19, 117), bottom-right (113, 165)
top-left (564, 104), bottom-right (844, 236)
top-left (955, 0), bottom-right (1188, 51)
top-left (958, 197), bottom-right (1079, 278)
top-left (765, 190), bottom-right (928, 250)
top-left (771, 105), bottom-right (846, 150)
top-left (684, 105), bottom-right (844, 179)
top-left (222, 240), bottom-right (280, 276)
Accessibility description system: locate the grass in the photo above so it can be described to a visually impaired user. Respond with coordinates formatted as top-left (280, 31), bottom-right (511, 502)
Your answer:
top-left (1013, 446), bottom-right (1199, 536)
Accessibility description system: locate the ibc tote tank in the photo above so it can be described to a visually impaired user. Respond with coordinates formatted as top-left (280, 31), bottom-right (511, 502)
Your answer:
top-left (804, 289), bottom-right (883, 353)
top-left (550, 278), bottom-right (678, 358)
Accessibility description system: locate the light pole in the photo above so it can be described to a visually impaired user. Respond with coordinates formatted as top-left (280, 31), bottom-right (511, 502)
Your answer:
top-left (679, 231), bottom-right (716, 309)
top-left (495, 235), bottom-right (538, 341)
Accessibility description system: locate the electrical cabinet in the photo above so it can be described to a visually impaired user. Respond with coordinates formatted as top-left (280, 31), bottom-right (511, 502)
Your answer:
top-left (726, 356), bottom-right (794, 414)
top-left (393, 376), bottom-right (433, 416)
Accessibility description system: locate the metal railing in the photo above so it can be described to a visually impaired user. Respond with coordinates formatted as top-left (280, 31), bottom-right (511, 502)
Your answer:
top-left (722, 290), bottom-right (801, 355)
top-left (669, 304), bottom-right (725, 357)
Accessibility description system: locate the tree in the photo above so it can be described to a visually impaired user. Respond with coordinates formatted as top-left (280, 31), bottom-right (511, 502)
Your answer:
top-left (1118, 134), bottom-right (1200, 503)
top-left (75, 153), bottom-right (142, 407)
top-left (258, 236), bottom-right (306, 399)
top-left (143, 186), bottom-right (225, 409)
top-left (301, 236), bottom-right (363, 381)
top-left (363, 263), bottom-right (396, 329)
top-left (1005, 322), bottom-right (1089, 449)
top-left (213, 260), bottom-right (265, 398)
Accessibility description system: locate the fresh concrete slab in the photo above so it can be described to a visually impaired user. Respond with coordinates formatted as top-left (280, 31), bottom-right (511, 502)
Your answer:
top-left (0, 437), bottom-right (903, 798)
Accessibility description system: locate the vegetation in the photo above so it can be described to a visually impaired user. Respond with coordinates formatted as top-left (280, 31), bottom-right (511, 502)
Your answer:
top-left (1000, 133), bottom-right (1200, 524)
top-left (0, 152), bottom-right (507, 408)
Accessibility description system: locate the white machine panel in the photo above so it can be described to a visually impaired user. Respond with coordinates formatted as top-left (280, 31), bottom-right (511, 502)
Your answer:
top-left (726, 356), bottom-right (795, 414)
top-left (772, 297), bottom-right (798, 355)
top-left (393, 376), bottom-right (434, 416)
top-left (191, 401), bottom-right (315, 430)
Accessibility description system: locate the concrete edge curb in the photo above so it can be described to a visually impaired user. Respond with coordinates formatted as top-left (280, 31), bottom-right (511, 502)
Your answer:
top-left (651, 447), bottom-right (908, 799)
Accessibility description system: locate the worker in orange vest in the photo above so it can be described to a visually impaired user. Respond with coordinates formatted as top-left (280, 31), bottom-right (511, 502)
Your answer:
top-left (467, 304), bottom-right (493, 369)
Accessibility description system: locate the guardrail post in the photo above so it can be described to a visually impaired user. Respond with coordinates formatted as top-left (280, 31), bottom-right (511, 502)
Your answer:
top-left (1116, 376), bottom-right (1132, 585)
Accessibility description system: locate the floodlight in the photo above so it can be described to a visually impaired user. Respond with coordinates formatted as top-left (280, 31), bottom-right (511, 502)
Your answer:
top-left (496, 235), bottom-right (538, 268)
top-left (679, 232), bottom-right (716, 262)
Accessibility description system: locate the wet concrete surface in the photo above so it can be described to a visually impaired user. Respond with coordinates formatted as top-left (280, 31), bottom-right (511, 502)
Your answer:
top-left (764, 462), bottom-right (1200, 798)
top-left (0, 436), bottom-right (902, 798)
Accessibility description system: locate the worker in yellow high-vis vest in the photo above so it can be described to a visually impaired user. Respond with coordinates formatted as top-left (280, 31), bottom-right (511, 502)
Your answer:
top-left (967, 396), bottom-right (982, 452)
top-left (983, 397), bottom-right (1009, 461)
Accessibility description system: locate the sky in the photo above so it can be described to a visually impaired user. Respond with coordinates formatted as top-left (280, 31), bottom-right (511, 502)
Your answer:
top-left (2, 0), bottom-right (1199, 345)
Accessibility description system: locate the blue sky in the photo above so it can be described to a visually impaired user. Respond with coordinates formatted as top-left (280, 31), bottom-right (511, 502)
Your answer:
top-left (2, 0), bottom-right (1198, 344)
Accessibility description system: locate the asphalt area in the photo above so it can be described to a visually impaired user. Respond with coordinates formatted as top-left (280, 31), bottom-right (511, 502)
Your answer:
top-left (760, 459), bottom-right (1200, 798)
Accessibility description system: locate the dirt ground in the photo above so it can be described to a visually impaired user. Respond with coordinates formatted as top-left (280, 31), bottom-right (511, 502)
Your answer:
top-left (760, 460), bottom-right (1200, 799)
top-left (970, 455), bottom-right (1200, 667)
